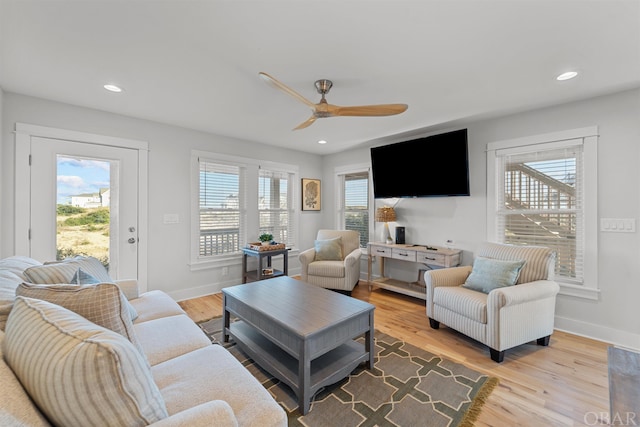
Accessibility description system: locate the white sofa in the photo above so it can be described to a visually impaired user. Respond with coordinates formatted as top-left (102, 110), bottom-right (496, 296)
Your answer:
top-left (0, 256), bottom-right (287, 427)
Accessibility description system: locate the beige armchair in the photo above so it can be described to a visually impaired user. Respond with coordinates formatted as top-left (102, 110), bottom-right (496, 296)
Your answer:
top-left (425, 242), bottom-right (559, 362)
top-left (299, 230), bottom-right (362, 295)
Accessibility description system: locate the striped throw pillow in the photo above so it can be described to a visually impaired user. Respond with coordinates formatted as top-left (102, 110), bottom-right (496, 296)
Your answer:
top-left (3, 297), bottom-right (168, 427)
top-left (25, 256), bottom-right (112, 284)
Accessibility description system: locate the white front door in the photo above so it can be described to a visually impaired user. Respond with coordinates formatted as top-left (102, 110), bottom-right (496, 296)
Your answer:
top-left (29, 136), bottom-right (139, 280)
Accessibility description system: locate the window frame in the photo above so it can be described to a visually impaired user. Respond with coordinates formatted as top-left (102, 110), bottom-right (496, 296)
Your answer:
top-left (335, 163), bottom-right (372, 249)
top-left (190, 150), bottom-right (299, 270)
top-left (486, 126), bottom-right (599, 300)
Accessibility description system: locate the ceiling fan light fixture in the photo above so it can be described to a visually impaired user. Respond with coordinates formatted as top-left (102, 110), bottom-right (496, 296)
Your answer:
top-left (556, 71), bottom-right (578, 81)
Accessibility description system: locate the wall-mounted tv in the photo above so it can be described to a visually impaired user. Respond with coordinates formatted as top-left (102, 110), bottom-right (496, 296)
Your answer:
top-left (370, 128), bottom-right (470, 198)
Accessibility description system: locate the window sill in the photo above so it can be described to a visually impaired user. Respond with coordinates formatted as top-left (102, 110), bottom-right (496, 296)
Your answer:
top-left (558, 281), bottom-right (600, 300)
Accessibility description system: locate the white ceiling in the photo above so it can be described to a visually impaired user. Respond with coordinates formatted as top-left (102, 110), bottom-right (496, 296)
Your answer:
top-left (1, 0), bottom-right (639, 155)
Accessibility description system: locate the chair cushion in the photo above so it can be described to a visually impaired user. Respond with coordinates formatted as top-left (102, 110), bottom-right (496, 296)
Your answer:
top-left (15, 282), bottom-right (145, 358)
top-left (477, 243), bottom-right (554, 284)
top-left (308, 260), bottom-right (346, 278)
top-left (433, 286), bottom-right (488, 324)
top-left (462, 257), bottom-right (525, 293)
top-left (314, 237), bottom-right (343, 261)
top-left (3, 297), bottom-right (168, 427)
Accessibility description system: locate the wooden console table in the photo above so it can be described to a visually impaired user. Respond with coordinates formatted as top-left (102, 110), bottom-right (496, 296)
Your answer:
top-left (241, 247), bottom-right (288, 283)
top-left (367, 243), bottom-right (461, 299)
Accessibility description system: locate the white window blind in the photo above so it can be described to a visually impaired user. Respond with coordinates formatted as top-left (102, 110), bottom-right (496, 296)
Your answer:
top-left (343, 172), bottom-right (369, 248)
top-left (258, 168), bottom-right (295, 247)
top-left (199, 160), bottom-right (246, 256)
top-left (496, 143), bottom-right (584, 283)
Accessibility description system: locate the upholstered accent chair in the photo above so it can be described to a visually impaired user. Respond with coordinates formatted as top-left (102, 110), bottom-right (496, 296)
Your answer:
top-left (425, 242), bottom-right (559, 362)
top-left (299, 230), bottom-right (362, 294)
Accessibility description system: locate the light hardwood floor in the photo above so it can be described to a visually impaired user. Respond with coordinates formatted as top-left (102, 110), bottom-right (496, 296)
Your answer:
top-left (178, 281), bottom-right (610, 427)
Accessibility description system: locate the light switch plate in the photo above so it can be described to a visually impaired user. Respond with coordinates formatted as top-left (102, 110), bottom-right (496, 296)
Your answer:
top-left (600, 218), bottom-right (635, 232)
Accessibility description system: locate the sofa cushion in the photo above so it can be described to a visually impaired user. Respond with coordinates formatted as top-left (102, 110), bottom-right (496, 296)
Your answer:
top-left (131, 290), bottom-right (187, 324)
top-left (0, 256), bottom-right (43, 331)
top-left (15, 282), bottom-right (145, 357)
top-left (0, 330), bottom-right (51, 427)
top-left (152, 345), bottom-right (287, 426)
top-left (314, 237), bottom-right (343, 261)
top-left (3, 297), bottom-right (168, 427)
top-left (133, 314), bottom-right (211, 366)
top-left (462, 257), bottom-right (525, 294)
top-left (476, 243), bottom-right (554, 284)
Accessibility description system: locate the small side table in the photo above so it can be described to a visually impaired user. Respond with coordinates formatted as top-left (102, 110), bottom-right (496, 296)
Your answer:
top-left (241, 247), bottom-right (289, 283)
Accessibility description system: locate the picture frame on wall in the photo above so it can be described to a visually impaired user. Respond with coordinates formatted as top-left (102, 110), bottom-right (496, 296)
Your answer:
top-left (301, 178), bottom-right (321, 211)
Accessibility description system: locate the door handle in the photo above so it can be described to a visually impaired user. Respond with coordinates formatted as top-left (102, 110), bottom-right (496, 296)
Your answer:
top-left (128, 237), bottom-right (137, 244)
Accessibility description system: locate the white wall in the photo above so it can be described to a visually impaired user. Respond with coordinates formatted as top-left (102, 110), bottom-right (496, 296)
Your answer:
top-left (1, 92), bottom-right (322, 300)
top-left (3, 88), bottom-right (639, 348)
top-left (323, 88), bottom-right (640, 349)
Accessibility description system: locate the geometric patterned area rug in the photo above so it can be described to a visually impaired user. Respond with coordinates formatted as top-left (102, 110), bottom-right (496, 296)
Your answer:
top-left (199, 317), bottom-right (498, 427)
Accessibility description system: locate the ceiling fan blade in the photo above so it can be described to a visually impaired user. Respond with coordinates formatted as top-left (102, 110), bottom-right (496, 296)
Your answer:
top-left (259, 72), bottom-right (316, 109)
top-left (330, 104), bottom-right (408, 117)
top-left (293, 115), bottom-right (317, 130)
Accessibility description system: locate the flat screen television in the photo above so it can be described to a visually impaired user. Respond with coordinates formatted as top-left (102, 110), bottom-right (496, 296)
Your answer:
top-left (370, 129), bottom-right (470, 198)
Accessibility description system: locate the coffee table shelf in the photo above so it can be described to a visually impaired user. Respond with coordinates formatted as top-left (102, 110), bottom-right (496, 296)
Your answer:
top-left (229, 321), bottom-right (368, 400)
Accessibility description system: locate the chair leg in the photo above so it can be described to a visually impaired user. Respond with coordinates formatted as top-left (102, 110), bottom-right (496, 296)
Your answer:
top-left (490, 348), bottom-right (505, 363)
top-left (537, 335), bottom-right (551, 346)
top-left (428, 318), bottom-right (440, 329)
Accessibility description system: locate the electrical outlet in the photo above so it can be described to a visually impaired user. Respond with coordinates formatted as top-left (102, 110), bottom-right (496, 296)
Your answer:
top-left (222, 267), bottom-right (229, 276)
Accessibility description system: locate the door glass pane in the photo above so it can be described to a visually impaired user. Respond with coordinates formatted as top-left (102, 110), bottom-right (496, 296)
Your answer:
top-left (56, 155), bottom-right (111, 268)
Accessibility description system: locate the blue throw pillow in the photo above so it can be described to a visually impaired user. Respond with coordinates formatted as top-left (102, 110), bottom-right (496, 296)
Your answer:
top-left (462, 257), bottom-right (526, 294)
top-left (70, 268), bottom-right (100, 285)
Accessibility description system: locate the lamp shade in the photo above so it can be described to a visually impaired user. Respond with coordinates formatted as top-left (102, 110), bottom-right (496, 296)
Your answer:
top-left (375, 207), bottom-right (396, 223)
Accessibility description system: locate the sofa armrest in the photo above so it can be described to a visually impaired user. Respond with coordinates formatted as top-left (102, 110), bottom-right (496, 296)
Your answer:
top-left (488, 280), bottom-right (560, 309)
top-left (114, 279), bottom-right (139, 300)
top-left (149, 401), bottom-right (238, 427)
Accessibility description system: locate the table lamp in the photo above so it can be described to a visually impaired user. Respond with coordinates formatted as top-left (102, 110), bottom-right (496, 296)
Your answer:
top-left (375, 207), bottom-right (396, 244)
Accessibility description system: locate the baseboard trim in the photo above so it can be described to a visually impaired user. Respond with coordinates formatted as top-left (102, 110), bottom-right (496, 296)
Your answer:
top-left (168, 279), bottom-right (236, 302)
top-left (555, 315), bottom-right (640, 351)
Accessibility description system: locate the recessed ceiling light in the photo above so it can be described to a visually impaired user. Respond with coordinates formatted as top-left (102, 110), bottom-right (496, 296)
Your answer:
top-left (103, 84), bottom-right (123, 93)
top-left (318, 140), bottom-right (327, 144)
top-left (556, 71), bottom-right (578, 81)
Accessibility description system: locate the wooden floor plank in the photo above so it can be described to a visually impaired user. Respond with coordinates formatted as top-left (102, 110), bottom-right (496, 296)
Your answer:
top-left (178, 281), bottom-right (609, 426)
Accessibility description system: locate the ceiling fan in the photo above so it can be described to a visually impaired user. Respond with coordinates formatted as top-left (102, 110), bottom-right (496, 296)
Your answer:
top-left (259, 72), bottom-right (408, 130)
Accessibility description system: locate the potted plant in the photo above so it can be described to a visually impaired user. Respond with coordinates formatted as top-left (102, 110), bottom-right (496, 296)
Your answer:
top-left (258, 233), bottom-right (273, 246)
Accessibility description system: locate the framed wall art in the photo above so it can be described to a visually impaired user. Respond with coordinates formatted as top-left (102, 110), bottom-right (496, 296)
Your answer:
top-left (301, 178), bottom-right (321, 211)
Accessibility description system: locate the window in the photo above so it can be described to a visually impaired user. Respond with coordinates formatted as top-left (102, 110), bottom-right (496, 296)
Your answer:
top-left (198, 161), bottom-right (245, 256)
top-left (336, 165), bottom-right (370, 248)
top-left (259, 168), bottom-right (296, 247)
top-left (487, 127), bottom-right (598, 299)
top-left (192, 151), bottom-right (298, 266)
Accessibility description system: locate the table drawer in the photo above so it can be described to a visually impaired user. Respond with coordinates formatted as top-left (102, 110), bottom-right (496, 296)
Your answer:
top-left (392, 248), bottom-right (417, 262)
top-left (417, 252), bottom-right (446, 266)
top-left (370, 245), bottom-right (392, 258)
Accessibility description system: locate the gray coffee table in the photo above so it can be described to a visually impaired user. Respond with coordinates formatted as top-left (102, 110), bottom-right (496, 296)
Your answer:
top-left (222, 276), bottom-right (375, 415)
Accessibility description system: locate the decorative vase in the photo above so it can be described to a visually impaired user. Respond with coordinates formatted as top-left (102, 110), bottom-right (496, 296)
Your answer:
top-left (261, 241), bottom-right (270, 246)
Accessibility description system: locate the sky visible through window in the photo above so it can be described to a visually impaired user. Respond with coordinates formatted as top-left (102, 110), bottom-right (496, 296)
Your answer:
top-left (57, 156), bottom-right (110, 204)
